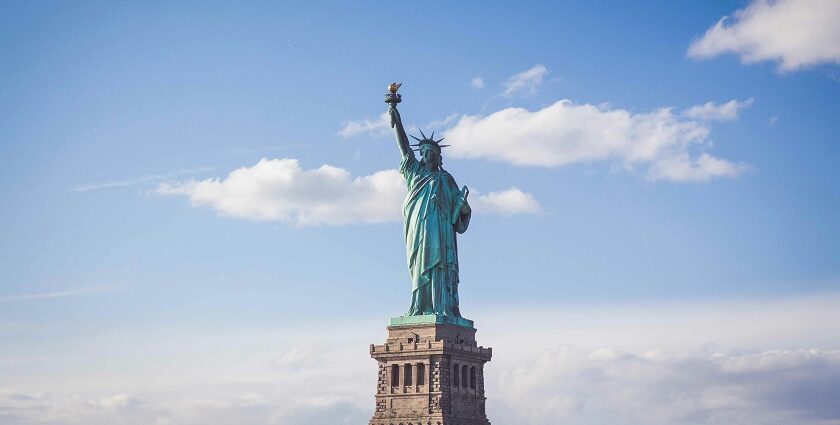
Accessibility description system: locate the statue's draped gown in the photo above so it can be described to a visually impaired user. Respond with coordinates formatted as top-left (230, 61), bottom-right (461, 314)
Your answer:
top-left (399, 154), bottom-right (471, 317)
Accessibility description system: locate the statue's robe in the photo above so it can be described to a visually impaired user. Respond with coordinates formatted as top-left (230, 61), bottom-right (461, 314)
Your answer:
top-left (399, 154), bottom-right (471, 317)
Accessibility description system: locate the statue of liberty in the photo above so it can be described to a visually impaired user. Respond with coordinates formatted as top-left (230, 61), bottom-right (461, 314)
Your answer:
top-left (385, 83), bottom-right (472, 321)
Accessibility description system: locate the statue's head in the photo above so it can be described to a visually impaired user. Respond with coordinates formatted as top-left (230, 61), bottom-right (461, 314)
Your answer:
top-left (411, 129), bottom-right (448, 168)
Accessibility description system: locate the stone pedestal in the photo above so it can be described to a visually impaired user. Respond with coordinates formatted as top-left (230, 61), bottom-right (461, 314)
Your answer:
top-left (369, 320), bottom-right (492, 425)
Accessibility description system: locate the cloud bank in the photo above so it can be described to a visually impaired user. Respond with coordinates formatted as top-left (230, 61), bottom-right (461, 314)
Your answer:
top-left (688, 0), bottom-right (840, 71)
top-left (156, 158), bottom-right (539, 225)
top-left (480, 294), bottom-right (840, 425)
top-left (444, 99), bottom-right (751, 182)
top-left (6, 349), bottom-right (838, 425)
top-left (2, 294), bottom-right (839, 425)
top-left (491, 347), bottom-right (840, 425)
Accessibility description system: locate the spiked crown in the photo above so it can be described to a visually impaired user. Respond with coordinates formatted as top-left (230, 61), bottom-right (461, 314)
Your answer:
top-left (409, 129), bottom-right (449, 152)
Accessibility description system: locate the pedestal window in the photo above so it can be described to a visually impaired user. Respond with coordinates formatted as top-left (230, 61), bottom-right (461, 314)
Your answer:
top-left (391, 364), bottom-right (400, 386)
top-left (453, 363), bottom-right (460, 387)
top-left (461, 365), bottom-right (468, 388)
top-left (404, 364), bottom-right (412, 386)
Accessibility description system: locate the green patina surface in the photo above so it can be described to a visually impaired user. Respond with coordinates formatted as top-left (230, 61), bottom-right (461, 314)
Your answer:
top-left (386, 86), bottom-right (473, 323)
top-left (389, 314), bottom-right (474, 328)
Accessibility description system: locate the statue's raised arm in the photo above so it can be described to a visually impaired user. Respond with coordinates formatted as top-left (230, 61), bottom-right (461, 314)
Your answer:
top-left (383, 82), bottom-right (472, 321)
top-left (385, 82), bottom-right (413, 158)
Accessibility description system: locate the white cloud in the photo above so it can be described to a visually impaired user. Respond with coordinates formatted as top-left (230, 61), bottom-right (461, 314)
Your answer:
top-left (156, 158), bottom-right (404, 226)
top-left (338, 112), bottom-right (391, 138)
top-left (156, 158), bottom-right (540, 225)
top-left (502, 64), bottom-right (548, 97)
top-left (687, 0), bottom-right (840, 71)
top-left (471, 76), bottom-right (485, 89)
top-left (472, 187), bottom-right (541, 215)
top-left (444, 99), bottom-right (751, 182)
top-left (683, 98), bottom-right (754, 121)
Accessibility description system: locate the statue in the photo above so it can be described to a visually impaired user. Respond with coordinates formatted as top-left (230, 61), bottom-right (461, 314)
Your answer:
top-left (385, 83), bottom-right (472, 319)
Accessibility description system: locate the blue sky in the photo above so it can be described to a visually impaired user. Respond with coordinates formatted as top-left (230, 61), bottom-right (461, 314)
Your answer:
top-left (1, 1), bottom-right (839, 424)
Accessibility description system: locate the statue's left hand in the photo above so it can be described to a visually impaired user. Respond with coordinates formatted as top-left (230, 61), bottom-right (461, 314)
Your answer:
top-left (461, 202), bottom-right (471, 215)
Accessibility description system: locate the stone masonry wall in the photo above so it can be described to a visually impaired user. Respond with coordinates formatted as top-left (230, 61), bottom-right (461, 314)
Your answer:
top-left (369, 323), bottom-right (491, 425)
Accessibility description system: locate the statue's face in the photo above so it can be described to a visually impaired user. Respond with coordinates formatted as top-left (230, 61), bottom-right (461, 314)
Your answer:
top-left (420, 145), bottom-right (441, 167)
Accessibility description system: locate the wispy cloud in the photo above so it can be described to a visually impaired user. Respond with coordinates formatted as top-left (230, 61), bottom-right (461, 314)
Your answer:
top-left (688, 0), bottom-right (840, 71)
top-left (0, 285), bottom-right (119, 302)
top-left (340, 113), bottom-right (439, 139)
top-left (502, 64), bottom-right (548, 97)
top-left (470, 76), bottom-right (485, 89)
top-left (424, 113), bottom-right (460, 131)
top-left (226, 143), bottom-right (310, 155)
top-left (338, 112), bottom-right (391, 138)
top-left (71, 167), bottom-right (214, 193)
top-left (682, 98), bottom-right (754, 121)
